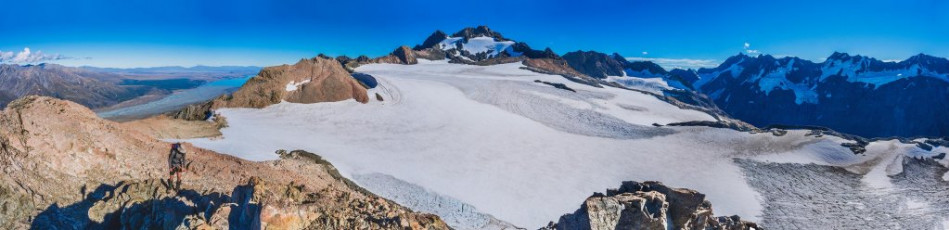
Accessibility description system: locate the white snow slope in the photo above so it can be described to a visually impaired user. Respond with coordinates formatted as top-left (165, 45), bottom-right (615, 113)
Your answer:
top-left (183, 60), bottom-right (921, 229)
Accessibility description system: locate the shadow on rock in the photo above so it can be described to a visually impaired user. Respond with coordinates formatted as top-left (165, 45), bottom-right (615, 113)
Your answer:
top-left (31, 179), bottom-right (262, 230)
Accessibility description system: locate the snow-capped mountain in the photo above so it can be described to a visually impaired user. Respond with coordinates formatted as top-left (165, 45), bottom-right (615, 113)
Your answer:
top-left (693, 52), bottom-right (949, 138)
top-left (413, 26), bottom-right (557, 64)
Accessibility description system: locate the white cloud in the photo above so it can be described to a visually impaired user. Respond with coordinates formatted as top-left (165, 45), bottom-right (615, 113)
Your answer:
top-left (0, 51), bottom-right (12, 60)
top-left (742, 42), bottom-right (760, 55)
top-left (0, 47), bottom-right (72, 64)
top-left (625, 57), bottom-right (720, 70)
top-left (641, 51), bottom-right (648, 55)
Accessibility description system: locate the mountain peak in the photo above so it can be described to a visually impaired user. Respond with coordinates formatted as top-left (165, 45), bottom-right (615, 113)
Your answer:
top-left (451, 25), bottom-right (507, 41)
top-left (610, 53), bottom-right (628, 63)
top-left (414, 30), bottom-right (449, 50)
top-left (827, 51), bottom-right (853, 61)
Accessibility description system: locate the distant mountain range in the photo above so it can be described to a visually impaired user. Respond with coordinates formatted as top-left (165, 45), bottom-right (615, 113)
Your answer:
top-left (0, 63), bottom-right (260, 109)
top-left (82, 65), bottom-right (261, 75)
top-left (0, 63), bottom-right (147, 108)
top-left (691, 52), bottom-right (949, 138)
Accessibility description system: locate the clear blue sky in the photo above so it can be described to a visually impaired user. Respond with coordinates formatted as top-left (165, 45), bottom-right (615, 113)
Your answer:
top-left (2, 0), bottom-right (947, 68)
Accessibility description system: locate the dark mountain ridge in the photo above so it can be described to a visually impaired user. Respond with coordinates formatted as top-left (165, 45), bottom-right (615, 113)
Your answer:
top-left (693, 52), bottom-right (949, 138)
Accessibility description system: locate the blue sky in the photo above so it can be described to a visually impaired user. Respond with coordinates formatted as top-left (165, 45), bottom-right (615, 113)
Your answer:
top-left (2, 0), bottom-right (947, 68)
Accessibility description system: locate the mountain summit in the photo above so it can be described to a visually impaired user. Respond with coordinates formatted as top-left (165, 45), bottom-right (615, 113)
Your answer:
top-left (412, 26), bottom-right (557, 64)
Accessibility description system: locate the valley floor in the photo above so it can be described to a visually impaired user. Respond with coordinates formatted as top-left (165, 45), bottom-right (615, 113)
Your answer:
top-left (183, 60), bottom-right (949, 229)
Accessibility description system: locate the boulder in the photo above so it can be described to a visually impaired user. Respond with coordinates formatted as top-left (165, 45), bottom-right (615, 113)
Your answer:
top-left (544, 181), bottom-right (759, 230)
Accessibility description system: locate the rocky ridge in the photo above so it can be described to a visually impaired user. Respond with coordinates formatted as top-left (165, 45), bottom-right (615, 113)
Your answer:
top-left (560, 50), bottom-right (694, 90)
top-left (0, 96), bottom-right (448, 229)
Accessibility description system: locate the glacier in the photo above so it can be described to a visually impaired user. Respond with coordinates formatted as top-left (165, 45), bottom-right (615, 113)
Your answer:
top-left (184, 60), bottom-right (949, 229)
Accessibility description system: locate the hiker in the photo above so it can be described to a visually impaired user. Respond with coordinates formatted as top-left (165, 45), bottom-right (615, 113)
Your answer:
top-left (168, 142), bottom-right (188, 191)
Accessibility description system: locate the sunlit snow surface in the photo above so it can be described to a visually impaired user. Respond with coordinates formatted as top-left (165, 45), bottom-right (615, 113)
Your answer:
top-left (184, 60), bottom-right (947, 229)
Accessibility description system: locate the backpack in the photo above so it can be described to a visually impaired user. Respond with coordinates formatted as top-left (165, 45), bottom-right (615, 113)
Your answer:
top-left (169, 143), bottom-right (187, 168)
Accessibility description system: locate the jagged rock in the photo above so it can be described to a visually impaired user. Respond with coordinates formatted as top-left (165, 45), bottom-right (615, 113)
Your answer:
top-left (555, 191), bottom-right (670, 230)
top-left (562, 50), bottom-right (629, 78)
top-left (512, 43), bottom-right (560, 59)
top-left (543, 181), bottom-right (759, 230)
top-left (415, 30), bottom-right (449, 50)
top-left (450, 25), bottom-right (508, 42)
top-left (378, 46), bottom-right (418, 65)
top-left (0, 96), bottom-right (447, 229)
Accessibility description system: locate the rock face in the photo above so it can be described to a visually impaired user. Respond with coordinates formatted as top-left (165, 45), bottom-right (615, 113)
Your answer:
top-left (543, 181), bottom-right (758, 230)
top-left (171, 55), bottom-right (375, 120)
top-left (373, 46), bottom-right (419, 65)
top-left (217, 56), bottom-right (369, 108)
top-left (561, 51), bottom-right (670, 79)
top-left (0, 96), bottom-right (447, 229)
top-left (562, 51), bottom-right (630, 78)
top-left (560, 51), bottom-right (693, 90)
top-left (693, 52), bottom-right (949, 138)
top-left (0, 63), bottom-right (147, 108)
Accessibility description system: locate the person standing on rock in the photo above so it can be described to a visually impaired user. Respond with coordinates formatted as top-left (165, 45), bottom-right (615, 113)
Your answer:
top-left (167, 142), bottom-right (188, 191)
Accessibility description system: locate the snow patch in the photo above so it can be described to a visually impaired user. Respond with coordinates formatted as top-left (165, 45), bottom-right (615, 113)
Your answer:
top-left (285, 79), bottom-right (310, 91)
top-left (437, 36), bottom-right (518, 59)
top-left (604, 75), bottom-right (671, 94)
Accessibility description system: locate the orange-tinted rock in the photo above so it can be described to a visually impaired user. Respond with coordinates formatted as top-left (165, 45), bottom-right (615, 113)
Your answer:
top-left (221, 56), bottom-right (369, 108)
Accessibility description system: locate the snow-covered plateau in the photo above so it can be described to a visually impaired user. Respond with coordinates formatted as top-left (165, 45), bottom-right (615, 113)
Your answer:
top-left (185, 60), bottom-right (949, 229)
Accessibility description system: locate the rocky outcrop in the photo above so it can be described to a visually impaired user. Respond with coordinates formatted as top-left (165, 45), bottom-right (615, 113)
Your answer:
top-left (415, 30), bottom-right (450, 50)
top-left (373, 46), bottom-right (419, 65)
top-left (392, 46), bottom-right (418, 64)
top-left (0, 96), bottom-right (448, 229)
top-left (169, 55), bottom-right (375, 120)
top-left (217, 56), bottom-right (369, 108)
top-left (521, 58), bottom-right (602, 87)
top-left (561, 51), bottom-right (671, 80)
top-left (450, 25), bottom-right (508, 42)
top-left (543, 181), bottom-right (759, 230)
top-left (562, 51), bottom-right (629, 78)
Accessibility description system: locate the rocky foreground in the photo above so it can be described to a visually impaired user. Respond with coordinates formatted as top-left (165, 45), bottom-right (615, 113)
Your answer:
top-left (543, 181), bottom-right (759, 230)
top-left (0, 96), bottom-right (448, 229)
